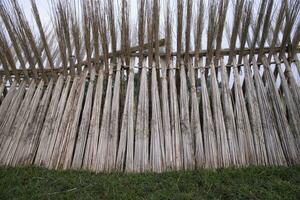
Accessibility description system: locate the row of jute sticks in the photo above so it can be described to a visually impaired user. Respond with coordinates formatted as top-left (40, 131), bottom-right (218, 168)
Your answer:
top-left (0, 56), bottom-right (299, 173)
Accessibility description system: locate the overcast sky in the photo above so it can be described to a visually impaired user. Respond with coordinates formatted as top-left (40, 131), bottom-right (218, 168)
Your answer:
top-left (20, 0), bottom-right (139, 26)
top-left (20, 0), bottom-right (51, 24)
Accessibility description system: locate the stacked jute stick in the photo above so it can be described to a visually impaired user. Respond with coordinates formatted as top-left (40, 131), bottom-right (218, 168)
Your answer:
top-left (0, 0), bottom-right (299, 173)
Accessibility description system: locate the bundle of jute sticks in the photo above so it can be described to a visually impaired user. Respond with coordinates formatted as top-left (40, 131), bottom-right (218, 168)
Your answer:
top-left (0, 0), bottom-right (299, 172)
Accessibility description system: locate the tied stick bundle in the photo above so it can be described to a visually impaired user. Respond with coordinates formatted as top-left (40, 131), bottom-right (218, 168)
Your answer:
top-left (191, 0), bottom-right (205, 168)
top-left (232, 57), bottom-right (257, 165)
top-left (198, 1), bottom-right (218, 169)
top-left (0, 82), bottom-right (17, 136)
top-left (0, 81), bottom-right (35, 165)
top-left (222, 0), bottom-right (241, 166)
top-left (165, 1), bottom-right (183, 171)
top-left (116, 0), bottom-right (135, 172)
top-left (159, 0), bottom-right (173, 171)
top-left (236, 0), bottom-right (268, 166)
top-left (83, 68), bottom-right (104, 170)
top-left (133, 0), bottom-right (149, 173)
top-left (149, 0), bottom-right (165, 173)
top-left (59, 1), bottom-right (97, 169)
top-left (56, 69), bottom-right (88, 170)
top-left (252, 57), bottom-right (287, 166)
top-left (0, 82), bottom-right (27, 165)
top-left (116, 56), bottom-right (135, 172)
top-left (207, 0), bottom-right (231, 167)
top-left (178, 0), bottom-right (195, 170)
top-left (160, 57), bottom-right (173, 170)
top-left (220, 57), bottom-right (240, 166)
top-left (185, 0), bottom-right (205, 169)
top-left (95, 1), bottom-right (114, 172)
top-left (48, 76), bottom-right (74, 169)
top-left (225, 0), bottom-right (257, 166)
top-left (83, 0), bottom-right (104, 170)
top-left (20, 80), bottom-right (54, 165)
top-left (10, 80), bottom-right (46, 166)
top-left (1, 81), bottom-right (37, 165)
top-left (106, 0), bottom-right (121, 172)
top-left (72, 68), bottom-right (95, 170)
top-left (34, 76), bottom-right (64, 167)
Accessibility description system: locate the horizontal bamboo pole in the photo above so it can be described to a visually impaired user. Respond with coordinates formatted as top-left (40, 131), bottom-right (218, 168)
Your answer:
top-left (75, 46), bottom-right (300, 67)
top-left (1, 46), bottom-right (299, 77)
top-left (0, 58), bottom-right (297, 81)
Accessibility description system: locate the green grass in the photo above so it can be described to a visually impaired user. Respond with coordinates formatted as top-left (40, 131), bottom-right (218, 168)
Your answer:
top-left (0, 166), bottom-right (299, 200)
